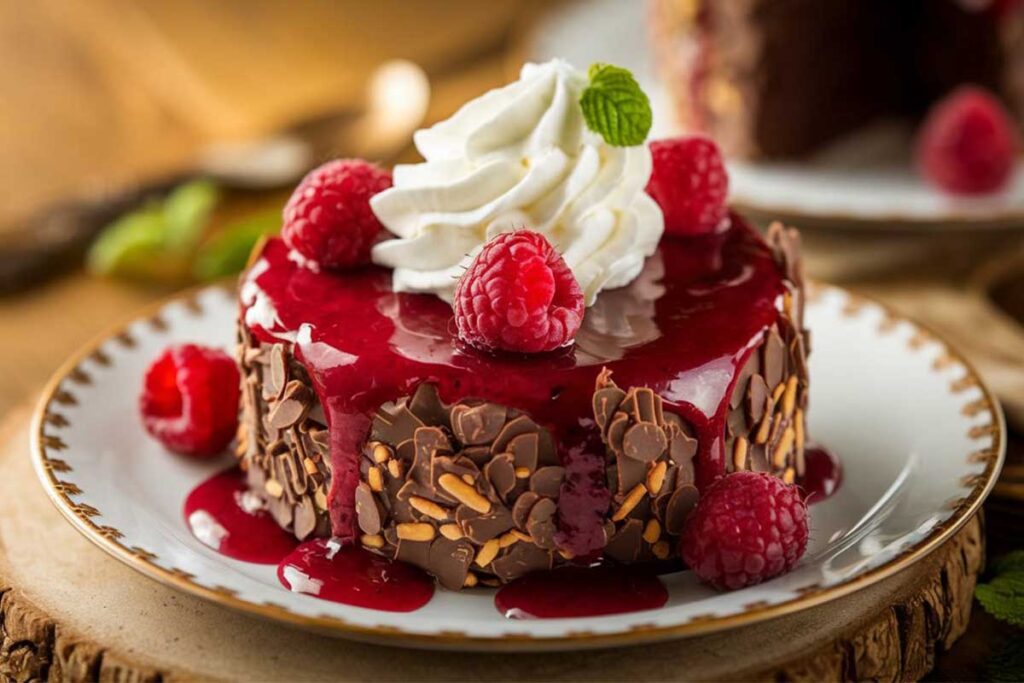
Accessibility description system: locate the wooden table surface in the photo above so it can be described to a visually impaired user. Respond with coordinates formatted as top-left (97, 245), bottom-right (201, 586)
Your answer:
top-left (1, 2), bottom-right (1022, 680)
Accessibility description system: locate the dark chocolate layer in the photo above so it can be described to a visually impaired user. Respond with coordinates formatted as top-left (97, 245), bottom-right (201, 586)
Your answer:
top-left (652, 0), bottom-right (1024, 159)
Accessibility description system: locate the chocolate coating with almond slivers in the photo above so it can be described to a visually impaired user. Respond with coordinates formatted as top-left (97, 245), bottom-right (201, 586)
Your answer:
top-left (240, 214), bottom-right (792, 543)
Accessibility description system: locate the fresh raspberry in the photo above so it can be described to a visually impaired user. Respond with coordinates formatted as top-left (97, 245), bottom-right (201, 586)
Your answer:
top-left (680, 471), bottom-right (808, 591)
top-left (916, 86), bottom-right (1019, 195)
top-left (646, 136), bottom-right (729, 236)
top-left (453, 230), bottom-right (584, 354)
top-left (282, 159), bottom-right (392, 269)
top-left (140, 344), bottom-right (240, 457)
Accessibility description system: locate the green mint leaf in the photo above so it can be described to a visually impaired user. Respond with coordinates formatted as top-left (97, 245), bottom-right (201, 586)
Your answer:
top-left (86, 205), bottom-right (188, 282)
top-left (994, 550), bottom-right (1024, 575)
top-left (989, 638), bottom-right (1024, 682)
top-left (579, 63), bottom-right (652, 147)
top-left (975, 551), bottom-right (1024, 627)
top-left (163, 179), bottom-right (220, 253)
top-left (193, 210), bottom-right (280, 281)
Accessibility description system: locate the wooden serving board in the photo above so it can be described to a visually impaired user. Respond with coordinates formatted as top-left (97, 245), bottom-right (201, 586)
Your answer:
top-left (0, 404), bottom-right (983, 682)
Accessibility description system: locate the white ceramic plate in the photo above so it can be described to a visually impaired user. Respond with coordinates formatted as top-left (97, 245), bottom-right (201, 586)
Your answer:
top-left (31, 283), bottom-right (1004, 650)
top-left (526, 0), bottom-right (1024, 230)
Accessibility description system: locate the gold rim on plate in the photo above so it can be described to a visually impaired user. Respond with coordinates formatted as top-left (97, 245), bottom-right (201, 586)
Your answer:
top-left (30, 283), bottom-right (1006, 651)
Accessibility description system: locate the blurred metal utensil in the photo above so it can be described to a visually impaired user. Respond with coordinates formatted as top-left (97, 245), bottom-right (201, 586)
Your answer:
top-left (197, 59), bottom-right (430, 188)
top-left (0, 59), bottom-right (431, 295)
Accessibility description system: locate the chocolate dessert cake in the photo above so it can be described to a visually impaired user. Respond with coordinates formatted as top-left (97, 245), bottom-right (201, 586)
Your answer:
top-left (235, 220), bottom-right (808, 589)
top-left (652, 0), bottom-right (1024, 159)
top-left (233, 60), bottom-right (811, 591)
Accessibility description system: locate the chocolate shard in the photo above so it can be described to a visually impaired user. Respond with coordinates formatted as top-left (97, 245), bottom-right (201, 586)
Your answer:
top-left (623, 422), bottom-right (668, 462)
top-left (293, 496), bottom-right (318, 541)
top-left (354, 482), bottom-right (383, 536)
top-left (665, 484), bottom-right (699, 535)
top-left (372, 403), bottom-right (424, 446)
top-left (593, 387), bottom-right (626, 431)
top-left (605, 518), bottom-right (643, 563)
top-left (396, 539), bottom-right (431, 569)
top-left (407, 383), bottom-right (450, 427)
top-left (461, 506), bottom-right (514, 543)
top-left (763, 327), bottom-right (786, 391)
top-left (428, 537), bottom-right (475, 590)
top-left (484, 453), bottom-right (516, 502)
top-left (512, 492), bottom-right (541, 530)
top-left (412, 426), bottom-right (451, 485)
top-left (491, 414), bottom-right (535, 453)
top-left (506, 433), bottom-right (539, 472)
top-left (526, 497), bottom-right (557, 550)
top-left (451, 402), bottom-right (507, 446)
top-left (491, 542), bottom-right (553, 583)
top-left (529, 466), bottom-right (565, 498)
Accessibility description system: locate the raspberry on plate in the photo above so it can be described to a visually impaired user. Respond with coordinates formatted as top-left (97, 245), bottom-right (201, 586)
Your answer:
top-left (453, 230), bottom-right (584, 354)
top-left (916, 86), bottom-right (1019, 195)
top-left (282, 159), bottom-right (392, 269)
top-left (680, 471), bottom-right (808, 590)
top-left (646, 136), bottom-right (729, 236)
top-left (140, 344), bottom-right (240, 457)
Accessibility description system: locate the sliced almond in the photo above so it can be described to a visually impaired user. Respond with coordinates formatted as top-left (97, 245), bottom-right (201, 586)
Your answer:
top-left (514, 466), bottom-right (531, 479)
top-left (463, 572), bottom-right (479, 588)
top-left (438, 473), bottom-right (492, 513)
top-left (387, 459), bottom-right (404, 479)
top-left (794, 409), bottom-right (805, 451)
top-left (611, 483), bottom-right (646, 522)
top-left (754, 409), bottom-right (773, 445)
top-left (509, 529), bottom-right (531, 543)
top-left (782, 375), bottom-right (799, 418)
top-left (652, 540), bottom-right (670, 560)
top-left (303, 457), bottom-right (319, 476)
top-left (733, 437), bottom-right (749, 471)
top-left (474, 538), bottom-right (500, 567)
top-left (367, 466), bottom-right (384, 492)
top-left (646, 461), bottom-right (667, 495)
top-left (410, 496), bottom-right (448, 521)
top-left (439, 523), bottom-right (463, 541)
top-left (361, 533), bottom-right (385, 549)
top-left (642, 519), bottom-right (661, 544)
top-left (265, 479), bottom-right (284, 498)
top-left (773, 427), bottom-right (795, 468)
top-left (498, 531), bottom-right (519, 548)
top-left (372, 442), bottom-right (391, 464)
top-left (396, 522), bottom-right (435, 542)
top-left (783, 467), bottom-right (795, 484)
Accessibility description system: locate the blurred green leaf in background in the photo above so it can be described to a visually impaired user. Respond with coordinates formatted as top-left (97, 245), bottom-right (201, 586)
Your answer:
top-left (193, 210), bottom-right (280, 281)
top-left (87, 179), bottom-right (281, 285)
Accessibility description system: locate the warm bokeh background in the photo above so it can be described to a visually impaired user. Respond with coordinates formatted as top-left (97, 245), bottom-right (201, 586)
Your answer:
top-left (0, 0), bottom-right (547, 410)
top-left (0, 2), bottom-right (1021, 678)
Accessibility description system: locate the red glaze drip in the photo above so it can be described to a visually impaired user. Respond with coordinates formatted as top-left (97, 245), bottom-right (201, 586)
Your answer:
top-left (494, 565), bottom-right (668, 619)
top-left (183, 467), bottom-right (298, 564)
top-left (277, 539), bottom-right (434, 611)
top-left (800, 445), bottom-right (843, 504)
top-left (242, 215), bottom-right (787, 543)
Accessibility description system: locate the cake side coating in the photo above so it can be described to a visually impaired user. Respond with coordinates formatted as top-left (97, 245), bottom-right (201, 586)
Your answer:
top-left (234, 220), bottom-right (809, 587)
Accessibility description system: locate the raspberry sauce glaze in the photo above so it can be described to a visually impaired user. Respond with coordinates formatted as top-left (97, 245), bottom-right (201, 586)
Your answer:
top-left (495, 565), bottom-right (668, 619)
top-left (183, 468), bottom-right (298, 564)
top-left (241, 214), bottom-right (788, 545)
top-left (278, 539), bottom-right (434, 612)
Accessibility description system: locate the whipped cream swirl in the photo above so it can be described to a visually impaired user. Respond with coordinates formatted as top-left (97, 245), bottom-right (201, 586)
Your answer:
top-left (370, 59), bottom-right (663, 306)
